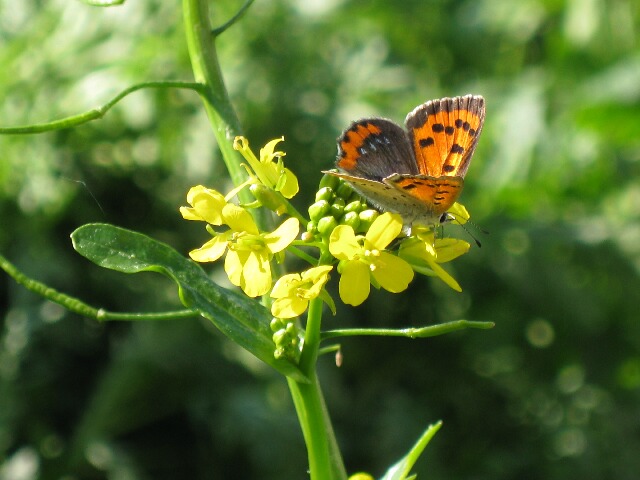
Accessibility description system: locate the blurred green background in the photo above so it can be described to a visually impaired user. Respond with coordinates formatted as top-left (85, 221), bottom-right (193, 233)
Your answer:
top-left (1, 1), bottom-right (639, 479)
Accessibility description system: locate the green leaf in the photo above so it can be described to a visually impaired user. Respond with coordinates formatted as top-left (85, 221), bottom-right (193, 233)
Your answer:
top-left (71, 223), bottom-right (308, 383)
top-left (381, 421), bottom-right (442, 480)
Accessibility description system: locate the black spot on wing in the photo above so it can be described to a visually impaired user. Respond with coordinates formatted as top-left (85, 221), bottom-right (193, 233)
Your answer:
top-left (450, 144), bottom-right (464, 154)
top-left (419, 137), bottom-right (434, 147)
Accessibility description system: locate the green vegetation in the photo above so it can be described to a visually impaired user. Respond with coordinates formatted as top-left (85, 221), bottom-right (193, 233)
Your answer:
top-left (1, 1), bottom-right (639, 479)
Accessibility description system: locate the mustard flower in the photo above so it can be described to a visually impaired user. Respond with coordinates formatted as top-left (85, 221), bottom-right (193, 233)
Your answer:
top-left (179, 185), bottom-right (229, 225)
top-left (181, 185), bottom-right (300, 297)
top-left (233, 136), bottom-right (299, 199)
top-left (270, 265), bottom-right (333, 318)
top-left (329, 212), bottom-right (414, 306)
top-left (398, 230), bottom-right (470, 292)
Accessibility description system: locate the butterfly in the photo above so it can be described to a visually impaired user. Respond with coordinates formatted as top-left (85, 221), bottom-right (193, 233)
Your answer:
top-left (325, 95), bottom-right (485, 226)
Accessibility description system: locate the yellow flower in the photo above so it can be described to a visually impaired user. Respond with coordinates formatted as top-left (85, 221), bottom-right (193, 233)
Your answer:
top-left (398, 230), bottom-right (470, 292)
top-left (179, 185), bottom-right (229, 225)
top-left (329, 212), bottom-right (414, 306)
top-left (234, 136), bottom-right (299, 198)
top-left (270, 265), bottom-right (333, 318)
top-left (181, 185), bottom-right (300, 297)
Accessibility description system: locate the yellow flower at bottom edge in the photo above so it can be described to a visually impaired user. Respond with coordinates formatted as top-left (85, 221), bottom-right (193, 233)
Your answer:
top-left (329, 212), bottom-right (414, 306)
top-left (270, 265), bottom-right (333, 318)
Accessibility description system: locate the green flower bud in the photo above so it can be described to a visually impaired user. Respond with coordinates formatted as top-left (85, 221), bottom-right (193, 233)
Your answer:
top-left (249, 184), bottom-right (287, 215)
top-left (315, 186), bottom-right (335, 203)
top-left (358, 209), bottom-right (379, 231)
top-left (344, 200), bottom-right (362, 214)
top-left (336, 182), bottom-right (354, 200)
top-left (272, 329), bottom-right (288, 346)
top-left (330, 197), bottom-right (346, 218)
top-left (306, 220), bottom-right (317, 233)
top-left (308, 200), bottom-right (331, 221)
top-left (300, 231), bottom-right (315, 242)
top-left (317, 216), bottom-right (338, 236)
top-left (319, 173), bottom-right (340, 190)
top-left (270, 318), bottom-right (285, 332)
top-left (341, 211), bottom-right (361, 230)
top-left (285, 322), bottom-right (297, 335)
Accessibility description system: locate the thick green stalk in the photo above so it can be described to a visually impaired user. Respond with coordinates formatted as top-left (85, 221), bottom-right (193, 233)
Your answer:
top-left (182, 2), bottom-right (345, 477)
top-left (182, 0), bottom-right (251, 205)
top-left (288, 298), bottom-right (347, 479)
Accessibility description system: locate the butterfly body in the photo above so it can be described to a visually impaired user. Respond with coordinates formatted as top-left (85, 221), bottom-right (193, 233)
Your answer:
top-left (326, 95), bottom-right (485, 226)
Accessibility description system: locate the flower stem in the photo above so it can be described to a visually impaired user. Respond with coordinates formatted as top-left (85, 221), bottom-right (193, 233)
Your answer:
top-left (182, 0), bottom-right (261, 218)
top-left (288, 298), bottom-right (347, 479)
top-left (321, 319), bottom-right (495, 340)
top-left (0, 253), bottom-right (197, 321)
top-left (183, 3), bottom-right (344, 477)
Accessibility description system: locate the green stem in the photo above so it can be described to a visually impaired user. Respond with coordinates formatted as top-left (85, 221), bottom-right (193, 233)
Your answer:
top-left (182, 1), bottom-right (246, 197)
top-left (0, 81), bottom-right (205, 134)
top-left (183, 3), bottom-right (343, 477)
top-left (183, 0), bottom-right (272, 235)
top-left (321, 319), bottom-right (495, 340)
top-left (287, 297), bottom-right (347, 479)
top-left (0, 252), bottom-right (197, 322)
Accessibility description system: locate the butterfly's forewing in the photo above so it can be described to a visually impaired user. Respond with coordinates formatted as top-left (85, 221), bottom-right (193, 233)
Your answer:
top-left (405, 95), bottom-right (485, 178)
top-left (335, 118), bottom-right (417, 180)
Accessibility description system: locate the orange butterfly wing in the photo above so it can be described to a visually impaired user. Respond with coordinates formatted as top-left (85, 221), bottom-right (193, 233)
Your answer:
top-left (405, 95), bottom-right (485, 178)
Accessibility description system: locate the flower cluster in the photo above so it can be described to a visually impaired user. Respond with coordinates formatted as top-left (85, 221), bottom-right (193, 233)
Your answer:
top-left (181, 137), bottom-right (472, 358)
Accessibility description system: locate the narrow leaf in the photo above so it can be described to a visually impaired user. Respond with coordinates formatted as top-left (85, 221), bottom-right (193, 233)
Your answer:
top-left (381, 421), bottom-right (442, 480)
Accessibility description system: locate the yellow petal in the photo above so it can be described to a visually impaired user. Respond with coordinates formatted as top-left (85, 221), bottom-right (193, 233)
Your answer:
top-left (270, 272), bottom-right (302, 299)
top-left (302, 265), bottom-right (333, 284)
top-left (183, 185), bottom-right (227, 225)
top-left (188, 235), bottom-right (229, 262)
top-left (222, 204), bottom-right (259, 234)
top-left (339, 260), bottom-right (370, 306)
top-left (271, 296), bottom-right (308, 319)
top-left (434, 238), bottom-right (471, 263)
top-left (241, 251), bottom-right (272, 297)
top-left (448, 202), bottom-right (470, 225)
top-left (260, 136), bottom-right (285, 163)
top-left (365, 212), bottom-right (403, 250)
top-left (425, 257), bottom-right (462, 292)
top-left (371, 252), bottom-right (414, 293)
top-left (329, 225), bottom-right (361, 260)
top-left (264, 217), bottom-right (300, 253)
top-left (278, 168), bottom-right (299, 199)
top-left (399, 234), bottom-right (437, 262)
top-left (224, 249), bottom-right (245, 287)
top-left (180, 206), bottom-right (203, 221)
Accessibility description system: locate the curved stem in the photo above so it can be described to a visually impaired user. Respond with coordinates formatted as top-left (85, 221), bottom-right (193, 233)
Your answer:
top-left (211, 0), bottom-right (255, 36)
top-left (0, 81), bottom-right (205, 135)
top-left (0, 252), bottom-right (198, 322)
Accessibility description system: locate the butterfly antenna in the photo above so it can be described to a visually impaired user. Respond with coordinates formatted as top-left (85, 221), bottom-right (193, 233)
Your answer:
top-left (442, 212), bottom-right (488, 248)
